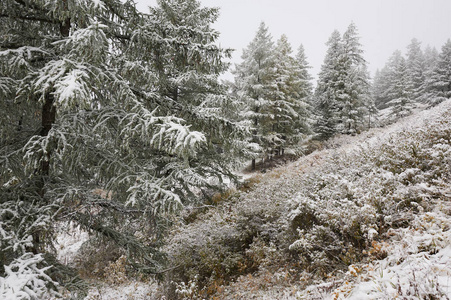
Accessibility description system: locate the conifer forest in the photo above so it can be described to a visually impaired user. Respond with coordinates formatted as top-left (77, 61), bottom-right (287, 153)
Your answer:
top-left (1, 0), bottom-right (451, 299)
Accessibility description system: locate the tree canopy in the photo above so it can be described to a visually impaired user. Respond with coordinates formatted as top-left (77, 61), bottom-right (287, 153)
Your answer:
top-left (0, 0), bottom-right (249, 296)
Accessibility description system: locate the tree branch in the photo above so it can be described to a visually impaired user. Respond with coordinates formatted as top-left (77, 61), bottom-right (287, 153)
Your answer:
top-left (0, 13), bottom-right (56, 24)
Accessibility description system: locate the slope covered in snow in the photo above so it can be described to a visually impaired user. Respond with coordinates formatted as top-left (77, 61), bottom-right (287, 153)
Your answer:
top-left (41, 100), bottom-right (450, 299)
top-left (163, 99), bottom-right (451, 299)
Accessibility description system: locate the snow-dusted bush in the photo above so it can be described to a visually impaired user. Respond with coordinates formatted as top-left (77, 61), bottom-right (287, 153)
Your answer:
top-left (288, 104), bottom-right (451, 276)
top-left (163, 172), bottom-right (295, 298)
top-left (0, 253), bottom-right (58, 299)
top-left (162, 100), bottom-right (451, 298)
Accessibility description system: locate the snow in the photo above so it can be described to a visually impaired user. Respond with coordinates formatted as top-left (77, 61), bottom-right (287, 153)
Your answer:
top-left (54, 68), bottom-right (90, 109)
top-left (54, 222), bottom-right (89, 265)
top-left (0, 253), bottom-right (58, 299)
top-left (39, 100), bottom-right (451, 299)
top-left (342, 211), bottom-right (451, 299)
top-left (84, 281), bottom-right (158, 300)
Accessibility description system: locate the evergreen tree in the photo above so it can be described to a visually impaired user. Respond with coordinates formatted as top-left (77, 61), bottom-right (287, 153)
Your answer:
top-left (295, 44), bottom-right (314, 101)
top-left (405, 38), bottom-right (426, 102)
top-left (0, 0), bottom-right (245, 295)
top-left (295, 44), bottom-right (314, 137)
top-left (264, 35), bottom-right (310, 155)
top-left (423, 39), bottom-right (451, 106)
top-left (314, 30), bottom-right (342, 140)
top-left (423, 45), bottom-right (439, 71)
top-left (372, 67), bottom-right (392, 109)
top-left (233, 22), bottom-right (275, 169)
top-left (385, 51), bottom-right (415, 118)
top-left (314, 23), bottom-right (372, 138)
top-left (336, 22), bottom-right (371, 134)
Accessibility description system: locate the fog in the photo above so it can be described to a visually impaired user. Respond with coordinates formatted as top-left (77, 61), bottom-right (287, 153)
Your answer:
top-left (136, 0), bottom-right (451, 82)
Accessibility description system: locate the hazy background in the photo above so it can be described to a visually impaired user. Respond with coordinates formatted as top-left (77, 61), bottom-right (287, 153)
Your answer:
top-left (135, 0), bottom-right (451, 82)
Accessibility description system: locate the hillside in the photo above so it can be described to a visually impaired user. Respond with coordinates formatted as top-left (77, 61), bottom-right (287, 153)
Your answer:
top-left (158, 100), bottom-right (451, 299)
top-left (52, 100), bottom-right (451, 299)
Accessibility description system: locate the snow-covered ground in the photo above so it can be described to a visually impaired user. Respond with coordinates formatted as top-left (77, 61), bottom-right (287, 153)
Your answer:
top-left (54, 222), bottom-right (90, 265)
top-left (43, 100), bottom-right (451, 299)
top-left (178, 99), bottom-right (451, 299)
top-left (267, 100), bottom-right (451, 299)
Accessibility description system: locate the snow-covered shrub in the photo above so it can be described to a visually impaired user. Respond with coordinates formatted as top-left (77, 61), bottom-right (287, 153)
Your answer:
top-left (163, 171), bottom-right (295, 298)
top-left (0, 253), bottom-right (58, 299)
top-left (74, 236), bottom-right (123, 279)
top-left (289, 106), bottom-right (451, 276)
top-left (163, 203), bottom-right (247, 298)
top-left (163, 101), bottom-right (451, 298)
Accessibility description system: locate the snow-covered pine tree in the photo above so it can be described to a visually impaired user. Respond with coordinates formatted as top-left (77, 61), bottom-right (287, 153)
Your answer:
top-left (406, 38), bottom-right (426, 102)
top-left (314, 30), bottom-right (342, 140)
top-left (423, 45), bottom-right (439, 71)
top-left (423, 39), bottom-right (451, 106)
top-left (233, 22), bottom-right (275, 169)
top-left (295, 44), bottom-right (314, 102)
top-left (0, 0), bottom-right (246, 295)
top-left (336, 22), bottom-right (371, 134)
top-left (385, 50), bottom-right (415, 118)
top-left (360, 64), bottom-right (378, 129)
top-left (419, 45), bottom-right (438, 104)
top-left (294, 44), bottom-right (314, 138)
top-left (264, 35), bottom-right (310, 155)
top-left (372, 67), bottom-right (392, 109)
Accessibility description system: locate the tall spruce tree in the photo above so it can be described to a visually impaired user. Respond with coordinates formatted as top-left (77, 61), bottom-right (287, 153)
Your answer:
top-left (336, 22), bottom-right (371, 134)
top-left (372, 67), bottom-right (392, 109)
top-left (424, 39), bottom-right (451, 106)
top-left (385, 50), bottom-right (415, 118)
top-left (233, 22), bottom-right (275, 169)
top-left (0, 0), bottom-right (246, 296)
top-left (423, 45), bottom-right (439, 71)
top-left (314, 30), bottom-right (342, 140)
top-left (406, 38), bottom-right (426, 102)
top-left (264, 35), bottom-right (310, 155)
top-left (314, 23), bottom-right (372, 139)
top-left (295, 44), bottom-right (314, 102)
top-left (295, 44), bottom-right (314, 136)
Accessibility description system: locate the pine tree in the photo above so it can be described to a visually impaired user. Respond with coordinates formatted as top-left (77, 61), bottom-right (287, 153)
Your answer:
top-left (423, 39), bottom-right (451, 106)
top-left (233, 22), bottom-right (275, 169)
top-left (295, 44), bottom-right (314, 101)
top-left (314, 30), bottom-right (342, 140)
top-left (264, 35), bottom-right (310, 155)
top-left (314, 23), bottom-right (372, 139)
top-left (405, 38), bottom-right (426, 102)
top-left (385, 51), bottom-right (415, 118)
top-left (0, 0), bottom-right (245, 295)
top-left (295, 44), bottom-right (314, 137)
top-left (336, 22), bottom-right (371, 134)
top-left (372, 68), bottom-right (392, 109)
top-left (423, 45), bottom-right (439, 71)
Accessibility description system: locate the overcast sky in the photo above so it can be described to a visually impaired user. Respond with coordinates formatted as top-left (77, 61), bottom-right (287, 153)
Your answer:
top-left (136, 0), bottom-right (451, 82)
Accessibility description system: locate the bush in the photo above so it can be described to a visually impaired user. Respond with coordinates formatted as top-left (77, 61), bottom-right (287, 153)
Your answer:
top-left (288, 108), bottom-right (451, 277)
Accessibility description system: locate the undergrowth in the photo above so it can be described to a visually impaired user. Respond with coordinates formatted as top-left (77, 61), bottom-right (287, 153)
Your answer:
top-left (160, 103), bottom-right (451, 299)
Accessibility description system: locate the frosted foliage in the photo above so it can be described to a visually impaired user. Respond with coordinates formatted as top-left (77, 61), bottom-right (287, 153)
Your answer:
top-left (314, 23), bottom-right (372, 137)
top-left (1, 0), bottom-right (242, 295)
top-left (234, 23), bottom-right (312, 158)
top-left (54, 68), bottom-right (91, 109)
top-left (424, 39), bottom-right (451, 106)
top-left (232, 22), bottom-right (276, 157)
top-left (0, 253), bottom-right (58, 300)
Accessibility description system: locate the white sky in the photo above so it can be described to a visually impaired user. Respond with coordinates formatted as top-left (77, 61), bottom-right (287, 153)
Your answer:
top-left (136, 0), bottom-right (451, 82)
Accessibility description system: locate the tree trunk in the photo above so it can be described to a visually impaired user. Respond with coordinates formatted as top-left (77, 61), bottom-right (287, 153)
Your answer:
top-left (251, 158), bottom-right (256, 171)
top-left (32, 18), bottom-right (69, 254)
top-left (39, 92), bottom-right (56, 176)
